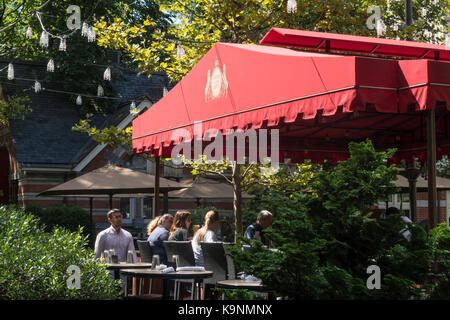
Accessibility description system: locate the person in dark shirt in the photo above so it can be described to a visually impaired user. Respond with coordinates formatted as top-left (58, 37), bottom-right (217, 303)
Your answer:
top-left (169, 210), bottom-right (192, 241)
top-left (244, 210), bottom-right (273, 245)
top-left (147, 213), bottom-right (173, 264)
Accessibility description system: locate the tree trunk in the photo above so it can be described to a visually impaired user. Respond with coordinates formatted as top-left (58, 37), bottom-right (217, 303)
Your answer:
top-left (232, 162), bottom-right (243, 242)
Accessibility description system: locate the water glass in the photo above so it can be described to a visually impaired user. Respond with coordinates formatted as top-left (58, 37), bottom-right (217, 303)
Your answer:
top-left (127, 250), bottom-right (134, 263)
top-left (103, 250), bottom-right (110, 263)
top-left (173, 255), bottom-right (180, 270)
top-left (151, 255), bottom-right (160, 269)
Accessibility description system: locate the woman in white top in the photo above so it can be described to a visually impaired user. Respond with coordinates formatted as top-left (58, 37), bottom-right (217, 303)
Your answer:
top-left (192, 210), bottom-right (220, 266)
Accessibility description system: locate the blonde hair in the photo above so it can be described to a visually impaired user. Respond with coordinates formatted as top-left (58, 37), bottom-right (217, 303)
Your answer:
top-left (169, 210), bottom-right (191, 239)
top-left (147, 215), bottom-right (161, 236)
top-left (194, 210), bottom-right (220, 245)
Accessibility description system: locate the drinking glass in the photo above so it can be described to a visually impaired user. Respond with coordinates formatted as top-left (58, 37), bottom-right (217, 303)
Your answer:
top-left (151, 255), bottom-right (160, 269)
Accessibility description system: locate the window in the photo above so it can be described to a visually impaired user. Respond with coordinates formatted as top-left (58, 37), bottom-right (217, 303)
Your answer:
top-left (142, 198), bottom-right (152, 219)
top-left (120, 198), bottom-right (131, 219)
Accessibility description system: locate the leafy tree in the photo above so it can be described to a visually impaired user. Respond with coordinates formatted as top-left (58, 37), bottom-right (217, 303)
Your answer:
top-left (94, 0), bottom-right (448, 82)
top-left (228, 140), bottom-right (446, 299)
top-left (0, 0), bottom-right (169, 120)
top-left (0, 205), bottom-right (122, 299)
top-left (183, 155), bottom-right (315, 240)
top-left (437, 155), bottom-right (450, 178)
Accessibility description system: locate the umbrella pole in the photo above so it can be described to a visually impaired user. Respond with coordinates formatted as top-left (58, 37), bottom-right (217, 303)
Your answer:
top-left (154, 156), bottom-right (160, 218)
top-left (427, 109), bottom-right (437, 230)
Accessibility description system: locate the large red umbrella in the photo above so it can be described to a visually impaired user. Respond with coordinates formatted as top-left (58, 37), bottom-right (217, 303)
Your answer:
top-left (132, 29), bottom-right (450, 229)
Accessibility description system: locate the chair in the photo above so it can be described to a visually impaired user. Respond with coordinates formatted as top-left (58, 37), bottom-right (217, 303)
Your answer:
top-left (136, 240), bottom-right (153, 295)
top-left (163, 241), bottom-right (197, 299)
top-left (163, 241), bottom-right (195, 266)
top-left (137, 240), bottom-right (153, 262)
top-left (201, 242), bottom-right (236, 299)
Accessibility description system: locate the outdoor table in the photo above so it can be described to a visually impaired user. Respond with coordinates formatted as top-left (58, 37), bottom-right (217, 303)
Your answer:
top-left (216, 279), bottom-right (275, 300)
top-left (120, 269), bottom-right (213, 300)
top-left (106, 262), bottom-right (153, 280)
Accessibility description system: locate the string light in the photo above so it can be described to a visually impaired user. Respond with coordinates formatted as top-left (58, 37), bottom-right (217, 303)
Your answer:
top-left (103, 66), bottom-right (111, 81)
top-left (47, 59), bottom-right (54, 72)
top-left (81, 22), bottom-right (89, 37)
top-left (376, 19), bottom-right (386, 38)
top-left (26, 26), bottom-right (33, 39)
top-left (76, 95), bottom-right (82, 105)
top-left (39, 30), bottom-right (49, 48)
top-left (59, 38), bottom-right (66, 51)
top-left (176, 44), bottom-right (185, 59)
top-left (163, 86), bottom-right (168, 96)
top-left (34, 81), bottom-right (41, 93)
top-left (97, 85), bottom-right (104, 97)
top-left (87, 27), bottom-right (96, 43)
top-left (287, 0), bottom-right (297, 14)
top-left (7, 63), bottom-right (14, 80)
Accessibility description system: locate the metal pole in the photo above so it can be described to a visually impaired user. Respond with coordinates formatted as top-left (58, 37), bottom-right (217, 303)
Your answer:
top-left (427, 109), bottom-right (437, 230)
top-left (154, 156), bottom-right (160, 218)
top-left (405, 0), bottom-right (413, 26)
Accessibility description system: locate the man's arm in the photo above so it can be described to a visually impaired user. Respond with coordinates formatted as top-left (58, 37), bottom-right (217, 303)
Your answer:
top-left (94, 232), bottom-right (105, 259)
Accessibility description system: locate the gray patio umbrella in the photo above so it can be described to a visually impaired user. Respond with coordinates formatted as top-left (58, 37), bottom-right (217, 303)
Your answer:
top-left (168, 176), bottom-right (254, 201)
top-left (38, 164), bottom-right (186, 241)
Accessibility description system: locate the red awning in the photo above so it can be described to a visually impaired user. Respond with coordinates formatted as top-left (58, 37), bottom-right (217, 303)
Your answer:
top-left (132, 42), bottom-right (450, 163)
top-left (260, 28), bottom-right (450, 62)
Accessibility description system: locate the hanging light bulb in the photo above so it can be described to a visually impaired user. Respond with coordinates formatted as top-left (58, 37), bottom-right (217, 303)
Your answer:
top-left (445, 34), bottom-right (450, 50)
top-left (34, 81), bottom-right (41, 93)
top-left (87, 27), bottom-right (96, 43)
top-left (97, 85), bottom-right (104, 97)
top-left (47, 59), bottom-right (54, 72)
top-left (59, 37), bottom-right (66, 51)
top-left (103, 67), bottom-right (111, 81)
top-left (7, 63), bottom-right (14, 80)
top-left (163, 86), bottom-right (168, 96)
top-left (130, 101), bottom-right (138, 116)
top-left (81, 22), bottom-right (89, 37)
top-left (76, 95), bottom-right (82, 105)
top-left (376, 19), bottom-right (386, 38)
top-left (40, 31), bottom-right (49, 48)
top-left (26, 26), bottom-right (33, 39)
top-left (176, 44), bottom-right (185, 59)
top-left (287, 0), bottom-right (297, 14)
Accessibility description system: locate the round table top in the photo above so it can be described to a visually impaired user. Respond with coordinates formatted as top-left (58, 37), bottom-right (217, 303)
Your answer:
top-left (106, 262), bottom-right (152, 269)
top-left (119, 268), bottom-right (213, 280)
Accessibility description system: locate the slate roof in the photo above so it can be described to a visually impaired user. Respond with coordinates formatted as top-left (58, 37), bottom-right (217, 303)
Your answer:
top-left (0, 61), bottom-right (168, 169)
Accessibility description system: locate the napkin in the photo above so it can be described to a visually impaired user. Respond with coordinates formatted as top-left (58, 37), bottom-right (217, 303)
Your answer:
top-left (160, 267), bottom-right (175, 274)
top-left (176, 266), bottom-right (206, 272)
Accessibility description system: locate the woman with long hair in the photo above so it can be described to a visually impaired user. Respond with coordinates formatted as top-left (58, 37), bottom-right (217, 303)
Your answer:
top-left (147, 215), bottom-right (162, 236)
top-left (169, 210), bottom-right (192, 241)
top-left (191, 210), bottom-right (220, 266)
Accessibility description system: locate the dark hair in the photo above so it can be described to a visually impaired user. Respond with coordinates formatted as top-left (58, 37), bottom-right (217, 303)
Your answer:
top-left (386, 207), bottom-right (400, 216)
top-left (169, 210), bottom-right (191, 238)
top-left (107, 209), bottom-right (121, 219)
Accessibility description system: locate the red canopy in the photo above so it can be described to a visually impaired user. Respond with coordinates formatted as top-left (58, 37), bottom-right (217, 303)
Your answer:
top-left (260, 28), bottom-right (450, 62)
top-left (132, 42), bottom-right (450, 162)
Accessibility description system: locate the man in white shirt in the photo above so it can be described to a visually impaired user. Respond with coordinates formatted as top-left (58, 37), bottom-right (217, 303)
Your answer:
top-left (94, 209), bottom-right (137, 262)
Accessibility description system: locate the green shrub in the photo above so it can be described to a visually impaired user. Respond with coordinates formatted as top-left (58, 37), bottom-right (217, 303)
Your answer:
top-left (25, 204), bottom-right (92, 238)
top-left (231, 140), bottom-right (448, 300)
top-left (0, 205), bottom-right (122, 300)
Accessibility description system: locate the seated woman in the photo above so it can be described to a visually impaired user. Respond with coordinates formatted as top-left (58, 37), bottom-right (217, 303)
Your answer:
top-left (169, 210), bottom-right (192, 241)
top-left (147, 213), bottom-right (173, 264)
top-left (191, 210), bottom-right (220, 266)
